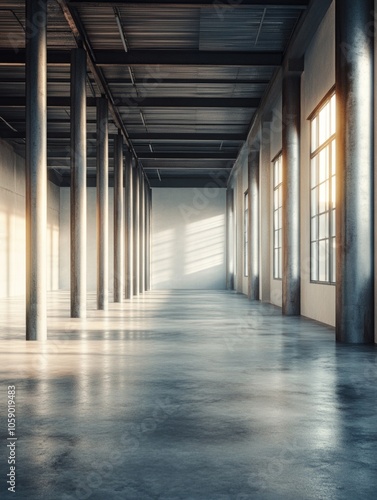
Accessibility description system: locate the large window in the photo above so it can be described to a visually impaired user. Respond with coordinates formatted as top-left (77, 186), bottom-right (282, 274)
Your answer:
top-left (310, 92), bottom-right (336, 284)
top-left (273, 154), bottom-right (283, 280)
top-left (244, 191), bottom-right (248, 277)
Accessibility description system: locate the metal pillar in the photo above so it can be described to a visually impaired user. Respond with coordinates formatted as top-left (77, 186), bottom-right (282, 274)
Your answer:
top-left (260, 121), bottom-right (271, 302)
top-left (113, 131), bottom-right (123, 303)
top-left (139, 170), bottom-right (146, 293)
top-left (282, 74), bottom-right (301, 316)
top-left (96, 97), bottom-right (109, 310)
top-left (335, 0), bottom-right (374, 343)
top-left (248, 150), bottom-right (260, 301)
top-left (146, 188), bottom-right (152, 291)
top-left (125, 151), bottom-right (133, 299)
top-left (26, 0), bottom-right (47, 339)
top-left (133, 160), bottom-right (140, 296)
top-left (70, 48), bottom-right (87, 319)
top-left (226, 188), bottom-right (234, 290)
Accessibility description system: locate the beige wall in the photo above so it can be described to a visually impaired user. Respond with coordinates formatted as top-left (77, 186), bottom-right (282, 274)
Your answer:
top-left (0, 139), bottom-right (60, 298)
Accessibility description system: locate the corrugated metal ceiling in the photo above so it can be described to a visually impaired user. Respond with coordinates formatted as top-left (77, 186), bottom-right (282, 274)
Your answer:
top-left (0, 0), bottom-right (306, 186)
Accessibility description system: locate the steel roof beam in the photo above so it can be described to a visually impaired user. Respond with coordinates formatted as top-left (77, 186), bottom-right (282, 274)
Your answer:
top-left (0, 49), bottom-right (282, 67)
top-left (68, 0), bottom-right (309, 7)
top-left (0, 96), bottom-right (260, 108)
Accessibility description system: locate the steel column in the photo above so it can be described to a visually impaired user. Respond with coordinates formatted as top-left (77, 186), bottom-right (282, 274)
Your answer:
top-left (133, 160), bottom-right (140, 296)
top-left (260, 121), bottom-right (271, 302)
top-left (26, 0), bottom-right (47, 339)
top-left (139, 170), bottom-right (146, 293)
top-left (335, 0), bottom-right (374, 343)
top-left (113, 131), bottom-right (123, 303)
top-left (125, 151), bottom-right (133, 299)
top-left (248, 151), bottom-right (260, 301)
top-left (96, 97), bottom-right (109, 310)
top-left (70, 48), bottom-right (87, 319)
top-left (226, 188), bottom-right (234, 290)
top-left (282, 74), bottom-right (301, 316)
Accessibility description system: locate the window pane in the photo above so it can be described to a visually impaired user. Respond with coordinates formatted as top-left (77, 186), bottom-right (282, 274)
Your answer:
top-left (319, 102), bottom-right (330, 145)
top-left (274, 189), bottom-right (279, 210)
top-left (331, 209), bottom-right (336, 237)
top-left (274, 210), bottom-right (279, 232)
top-left (330, 94), bottom-right (336, 136)
top-left (331, 141), bottom-right (336, 175)
top-left (311, 117), bottom-right (318, 152)
top-left (311, 242), bottom-right (318, 281)
top-left (311, 157), bottom-right (317, 187)
top-left (319, 147), bottom-right (329, 182)
top-left (319, 213), bottom-right (329, 240)
top-left (311, 187), bottom-right (318, 216)
top-left (278, 159), bottom-right (283, 185)
top-left (319, 181), bottom-right (329, 213)
top-left (278, 207), bottom-right (282, 229)
top-left (331, 175), bottom-right (336, 206)
top-left (311, 217), bottom-right (318, 242)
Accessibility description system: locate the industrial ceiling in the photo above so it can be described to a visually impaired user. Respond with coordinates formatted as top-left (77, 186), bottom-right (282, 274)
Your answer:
top-left (0, 0), bottom-right (309, 187)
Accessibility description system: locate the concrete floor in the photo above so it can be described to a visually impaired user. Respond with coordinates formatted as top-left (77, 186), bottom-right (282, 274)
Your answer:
top-left (0, 290), bottom-right (377, 500)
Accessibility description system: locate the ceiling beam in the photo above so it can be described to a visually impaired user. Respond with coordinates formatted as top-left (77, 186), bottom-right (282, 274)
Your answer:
top-left (68, 0), bottom-right (309, 7)
top-left (0, 49), bottom-right (282, 67)
top-left (0, 96), bottom-right (260, 108)
top-left (46, 152), bottom-right (237, 160)
top-left (129, 133), bottom-right (245, 141)
top-left (94, 50), bottom-right (283, 67)
top-left (0, 130), bottom-right (245, 141)
top-left (138, 152), bottom-right (237, 160)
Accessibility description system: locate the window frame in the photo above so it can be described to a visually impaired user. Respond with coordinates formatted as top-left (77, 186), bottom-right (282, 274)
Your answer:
top-left (309, 90), bottom-right (336, 286)
top-left (244, 190), bottom-right (249, 277)
top-left (272, 152), bottom-right (283, 281)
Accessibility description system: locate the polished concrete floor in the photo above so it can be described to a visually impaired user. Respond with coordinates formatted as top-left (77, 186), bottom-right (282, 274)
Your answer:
top-left (0, 290), bottom-right (377, 500)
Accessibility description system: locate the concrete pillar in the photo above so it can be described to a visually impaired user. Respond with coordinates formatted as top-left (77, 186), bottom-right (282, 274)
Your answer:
top-left (248, 150), bottom-right (260, 301)
top-left (113, 131), bottom-right (123, 303)
top-left (133, 160), bottom-right (140, 295)
top-left (282, 74), bottom-right (301, 316)
top-left (96, 97), bottom-right (109, 310)
top-left (26, 0), bottom-right (47, 340)
top-left (139, 170), bottom-right (146, 293)
top-left (226, 188), bottom-right (234, 290)
top-left (70, 48), bottom-right (87, 319)
top-left (125, 151), bottom-right (133, 299)
top-left (336, 0), bottom-right (374, 343)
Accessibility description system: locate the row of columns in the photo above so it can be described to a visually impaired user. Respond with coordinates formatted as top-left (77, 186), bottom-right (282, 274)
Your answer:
top-left (226, 0), bottom-right (375, 344)
top-left (26, 0), bottom-right (151, 339)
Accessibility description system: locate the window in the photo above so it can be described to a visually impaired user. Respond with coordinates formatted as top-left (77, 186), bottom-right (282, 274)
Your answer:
top-left (244, 191), bottom-right (248, 277)
top-left (273, 154), bottom-right (283, 280)
top-left (310, 93), bottom-right (336, 284)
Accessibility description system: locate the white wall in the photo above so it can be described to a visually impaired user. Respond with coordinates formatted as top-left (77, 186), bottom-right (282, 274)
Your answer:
top-left (59, 187), bottom-right (115, 292)
top-left (0, 139), bottom-right (60, 298)
top-left (300, 2), bottom-right (335, 326)
top-left (151, 188), bottom-right (226, 290)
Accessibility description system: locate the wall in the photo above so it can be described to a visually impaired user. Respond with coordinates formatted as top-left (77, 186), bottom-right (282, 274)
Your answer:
top-left (151, 188), bottom-right (226, 290)
top-left (228, 149), bottom-right (248, 295)
top-left (59, 187), bottom-right (115, 292)
top-left (0, 139), bottom-right (60, 298)
top-left (228, 3), bottom-right (336, 326)
top-left (300, 1), bottom-right (336, 326)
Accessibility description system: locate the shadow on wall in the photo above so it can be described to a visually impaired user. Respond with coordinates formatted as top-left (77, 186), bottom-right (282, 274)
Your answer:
top-left (152, 188), bottom-right (226, 290)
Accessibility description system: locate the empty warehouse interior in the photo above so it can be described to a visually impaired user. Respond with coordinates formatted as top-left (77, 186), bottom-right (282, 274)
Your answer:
top-left (1, 0), bottom-right (377, 498)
